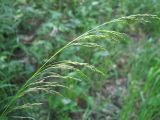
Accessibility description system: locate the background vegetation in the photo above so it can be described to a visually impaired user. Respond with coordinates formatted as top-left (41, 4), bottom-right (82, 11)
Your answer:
top-left (0, 0), bottom-right (160, 120)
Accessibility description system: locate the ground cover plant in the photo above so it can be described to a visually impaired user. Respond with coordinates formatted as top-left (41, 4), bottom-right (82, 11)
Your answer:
top-left (0, 0), bottom-right (160, 120)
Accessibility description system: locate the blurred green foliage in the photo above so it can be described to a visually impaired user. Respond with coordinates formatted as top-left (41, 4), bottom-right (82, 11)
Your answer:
top-left (0, 0), bottom-right (160, 119)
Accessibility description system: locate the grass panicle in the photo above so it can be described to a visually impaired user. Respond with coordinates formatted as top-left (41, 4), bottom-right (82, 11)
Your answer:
top-left (1, 14), bottom-right (160, 118)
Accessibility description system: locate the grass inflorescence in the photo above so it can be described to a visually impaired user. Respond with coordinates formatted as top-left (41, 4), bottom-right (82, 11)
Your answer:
top-left (1, 14), bottom-right (160, 119)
